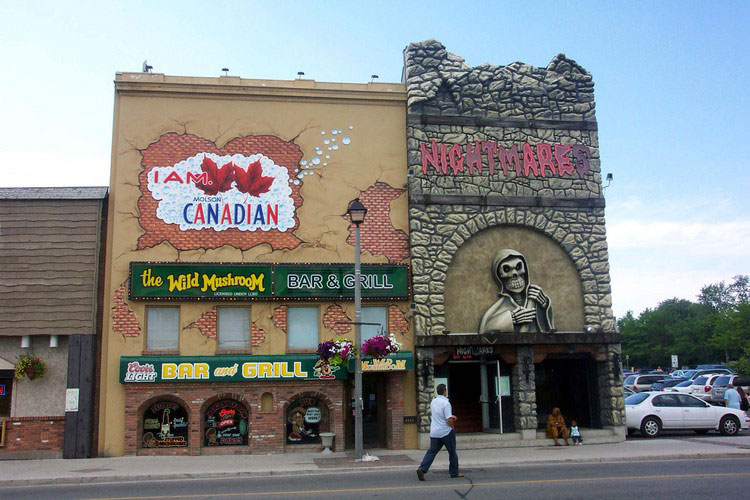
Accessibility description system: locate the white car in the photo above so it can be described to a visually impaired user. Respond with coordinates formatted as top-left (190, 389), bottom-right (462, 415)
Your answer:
top-left (625, 391), bottom-right (749, 437)
top-left (689, 374), bottom-right (724, 401)
top-left (670, 380), bottom-right (694, 393)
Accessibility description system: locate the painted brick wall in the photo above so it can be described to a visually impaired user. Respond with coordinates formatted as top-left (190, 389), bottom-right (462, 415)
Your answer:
top-left (272, 306), bottom-right (287, 332)
top-left (346, 182), bottom-right (409, 263)
top-left (384, 373), bottom-right (405, 449)
top-left (112, 283), bottom-right (142, 337)
top-left (322, 304), bottom-right (352, 336)
top-left (137, 133), bottom-right (304, 251)
top-left (123, 381), bottom-right (344, 456)
top-left (0, 416), bottom-right (65, 454)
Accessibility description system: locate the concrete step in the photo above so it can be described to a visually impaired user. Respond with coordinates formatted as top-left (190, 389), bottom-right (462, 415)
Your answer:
top-left (455, 428), bottom-right (622, 449)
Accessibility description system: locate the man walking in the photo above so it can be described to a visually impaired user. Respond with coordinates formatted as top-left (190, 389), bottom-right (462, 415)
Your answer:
top-left (417, 383), bottom-right (463, 480)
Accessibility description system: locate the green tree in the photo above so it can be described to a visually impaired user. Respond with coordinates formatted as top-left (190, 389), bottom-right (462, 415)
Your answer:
top-left (699, 275), bottom-right (750, 362)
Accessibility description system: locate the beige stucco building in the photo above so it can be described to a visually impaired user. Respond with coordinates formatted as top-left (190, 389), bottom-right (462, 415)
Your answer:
top-left (99, 73), bottom-right (417, 456)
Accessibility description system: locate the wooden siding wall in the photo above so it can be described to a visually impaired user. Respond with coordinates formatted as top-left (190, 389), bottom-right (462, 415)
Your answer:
top-left (0, 199), bottom-right (101, 336)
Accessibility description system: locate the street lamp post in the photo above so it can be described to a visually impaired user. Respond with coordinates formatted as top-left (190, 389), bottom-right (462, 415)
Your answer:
top-left (347, 198), bottom-right (367, 461)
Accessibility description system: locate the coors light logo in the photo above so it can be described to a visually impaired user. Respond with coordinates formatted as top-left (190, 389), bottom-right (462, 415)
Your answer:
top-left (125, 361), bottom-right (158, 382)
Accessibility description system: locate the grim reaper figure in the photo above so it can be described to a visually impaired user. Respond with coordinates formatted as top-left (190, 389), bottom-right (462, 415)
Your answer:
top-left (478, 249), bottom-right (554, 334)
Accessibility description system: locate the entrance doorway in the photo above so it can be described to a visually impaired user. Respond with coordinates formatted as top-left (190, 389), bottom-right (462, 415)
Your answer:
top-left (480, 361), bottom-right (515, 433)
top-left (447, 362), bottom-right (482, 432)
top-left (535, 357), bottom-right (600, 429)
top-left (347, 374), bottom-right (386, 448)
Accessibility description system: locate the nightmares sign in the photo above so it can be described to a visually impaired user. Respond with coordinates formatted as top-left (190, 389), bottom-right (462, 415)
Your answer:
top-left (147, 153), bottom-right (296, 232)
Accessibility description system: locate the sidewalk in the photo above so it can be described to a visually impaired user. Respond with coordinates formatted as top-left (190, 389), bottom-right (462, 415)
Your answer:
top-left (2, 433), bottom-right (750, 487)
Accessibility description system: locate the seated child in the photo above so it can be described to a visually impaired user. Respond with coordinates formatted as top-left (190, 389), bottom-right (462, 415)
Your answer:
top-left (570, 420), bottom-right (583, 445)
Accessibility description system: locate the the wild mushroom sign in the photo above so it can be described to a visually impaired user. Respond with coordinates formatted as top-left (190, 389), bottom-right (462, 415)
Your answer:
top-left (147, 153), bottom-right (296, 232)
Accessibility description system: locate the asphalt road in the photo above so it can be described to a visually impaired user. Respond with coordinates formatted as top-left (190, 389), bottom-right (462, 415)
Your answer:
top-left (1, 457), bottom-right (749, 500)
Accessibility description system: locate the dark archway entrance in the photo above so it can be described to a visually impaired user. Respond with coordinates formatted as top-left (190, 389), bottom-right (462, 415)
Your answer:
top-left (535, 356), bottom-right (600, 429)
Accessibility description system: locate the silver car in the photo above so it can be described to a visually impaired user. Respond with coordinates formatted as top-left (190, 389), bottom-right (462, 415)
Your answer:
top-left (689, 374), bottom-right (724, 401)
top-left (710, 375), bottom-right (750, 405)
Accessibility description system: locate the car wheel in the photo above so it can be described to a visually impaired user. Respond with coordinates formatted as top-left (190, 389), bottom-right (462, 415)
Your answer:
top-left (640, 416), bottom-right (661, 438)
top-left (694, 429), bottom-right (710, 434)
top-left (720, 415), bottom-right (740, 436)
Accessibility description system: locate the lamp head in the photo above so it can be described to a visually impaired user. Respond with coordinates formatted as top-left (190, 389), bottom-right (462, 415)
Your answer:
top-left (347, 198), bottom-right (367, 225)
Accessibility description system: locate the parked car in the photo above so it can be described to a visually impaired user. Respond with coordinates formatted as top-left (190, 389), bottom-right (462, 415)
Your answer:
top-left (651, 378), bottom-right (687, 391)
top-left (625, 392), bottom-right (749, 437)
top-left (624, 386), bottom-right (635, 398)
top-left (671, 370), bottom-right (687, 378)
top-left (624, 374), bottom-right (668, 392)
top-left (696, 364), bottom-right (732, 371)
top-left (710, 376), bottom-right (750, 405)
top-left (689, 374), bottom-right (725, 401)
top-left (682, 368), bottom-right (731, 381)
top-left (671, 380), bottom-right (695, 393)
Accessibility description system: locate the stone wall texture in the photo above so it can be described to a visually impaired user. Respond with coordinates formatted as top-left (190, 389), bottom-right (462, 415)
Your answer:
top-left (405, 40), bottom-right (621, 434)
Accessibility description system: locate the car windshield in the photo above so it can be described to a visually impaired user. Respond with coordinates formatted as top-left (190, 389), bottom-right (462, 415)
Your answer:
top-left (624, 375), bottom-right (636, 385)
top-left (683, 370), bottom-right (699, 378)
top-left (692, 376), bottom-right (708, 385)
top-left (625, 393), bottom-right (649, 405)
top-left (715, 376), bottom-right (730, 386)
top-left (676, 380), bottom-right (693, 387)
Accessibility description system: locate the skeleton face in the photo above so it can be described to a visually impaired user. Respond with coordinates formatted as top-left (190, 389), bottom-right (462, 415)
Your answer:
top-left (499, 257), bottom-right (525, 293)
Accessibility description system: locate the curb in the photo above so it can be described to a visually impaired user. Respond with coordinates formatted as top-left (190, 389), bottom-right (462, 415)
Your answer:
top-left (2, 452), bottom-right (750, 487)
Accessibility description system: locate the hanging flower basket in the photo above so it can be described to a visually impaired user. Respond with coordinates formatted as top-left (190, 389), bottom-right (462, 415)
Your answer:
top-left (15, 354), bottom-right (47, 380)
top-left (316, 337), bottom-right (355, 367)
top-left (361, 334), bottom-right (402, 359)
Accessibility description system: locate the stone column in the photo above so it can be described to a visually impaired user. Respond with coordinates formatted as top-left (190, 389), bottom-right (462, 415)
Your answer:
top-left (512, 346), bottom-right (537, 439)
top-left (415, 347), bottom-right (434, 449)
top-left (597, 344), bottom-right (625, 433)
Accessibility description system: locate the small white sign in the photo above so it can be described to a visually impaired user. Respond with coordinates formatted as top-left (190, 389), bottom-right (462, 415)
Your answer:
top-left (671, 355), bottom-right (679, 369)
top-left (65, 388), bottom-right (79, 412)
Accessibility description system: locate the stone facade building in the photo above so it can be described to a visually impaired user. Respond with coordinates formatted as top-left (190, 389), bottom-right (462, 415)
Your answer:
top-left (404, 41), bottom-right (624, 447)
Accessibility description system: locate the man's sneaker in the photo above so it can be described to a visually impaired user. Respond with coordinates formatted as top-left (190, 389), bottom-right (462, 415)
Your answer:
top-left (417, 468), bottom-right (425, 481)
top-left (451, 472), bottom-right (465, 478)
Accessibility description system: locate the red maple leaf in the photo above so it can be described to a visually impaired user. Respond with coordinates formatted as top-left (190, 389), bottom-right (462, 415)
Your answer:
top-left (233, 160), bottom-right (274, 197)
top-left (194, 156), bottom-right (235, 195)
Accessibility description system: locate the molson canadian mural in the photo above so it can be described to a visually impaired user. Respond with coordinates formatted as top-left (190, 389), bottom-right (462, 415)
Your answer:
top-left (99, 74), bottom-right (415, 457)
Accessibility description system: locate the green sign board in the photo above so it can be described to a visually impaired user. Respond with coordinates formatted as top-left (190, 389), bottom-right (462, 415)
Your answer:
top-left (120, 354), bottom-right (347, 383)
top-left (130, 263), bottom-right (272, 300)
top-left (129, 262), bottom-right (409, 301)
top-left (273, 264), bottom-right (409, 299)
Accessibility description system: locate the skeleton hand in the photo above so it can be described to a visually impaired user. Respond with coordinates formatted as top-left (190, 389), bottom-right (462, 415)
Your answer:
top-left (511, 307), bottom-right (536, 324)
top-left (527, 285), bottom-right (549, 308)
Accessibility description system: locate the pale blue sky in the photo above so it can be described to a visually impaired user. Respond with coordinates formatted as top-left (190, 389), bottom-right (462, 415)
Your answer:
top-left (2, 1), bottom-right (748, 317)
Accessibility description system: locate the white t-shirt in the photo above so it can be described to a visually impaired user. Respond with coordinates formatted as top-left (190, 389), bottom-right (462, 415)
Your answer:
top-left (430, 395), bottom-right (454, 438)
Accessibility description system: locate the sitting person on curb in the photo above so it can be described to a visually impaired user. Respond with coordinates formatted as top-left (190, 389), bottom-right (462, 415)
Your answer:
top-left (570, 419), bottom-right (583, 445)
top-left (546, 407), bottom-right (570, 446)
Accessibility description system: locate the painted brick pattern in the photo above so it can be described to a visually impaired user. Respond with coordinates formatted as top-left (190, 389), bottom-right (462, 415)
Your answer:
top-left (272, 306), bottom-right (287, 332)
top-left (137, 133), bottom-right (304, 251)
top-left (346, 182), bottom-right (409, 263)
top-left (123, 382), bottom-right (344, 455)
top-left (387, 305), bottom-right (409, 336)
top-left (112, 283), bottom-right (142, 337)
top-left (186, 306), bottom-right (217, 340)
top-left (322, 304), bottom-right (352, 336)
top-left (384, 373), bottom-right (405, 449)
top-left (251, 323), bottom-right (266, 347)
top-left (0, 416), bottom-right (65, 453)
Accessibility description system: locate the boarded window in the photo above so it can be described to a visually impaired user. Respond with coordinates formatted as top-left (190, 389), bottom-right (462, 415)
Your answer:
top-left (218, 307), bottom-right (251, 349)
top-left (146, 307), bottom-right (179, 350)
top-left (288, 307), bottom-right (319, 349)
top-left (362, 306), bottom-right (387, 341)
